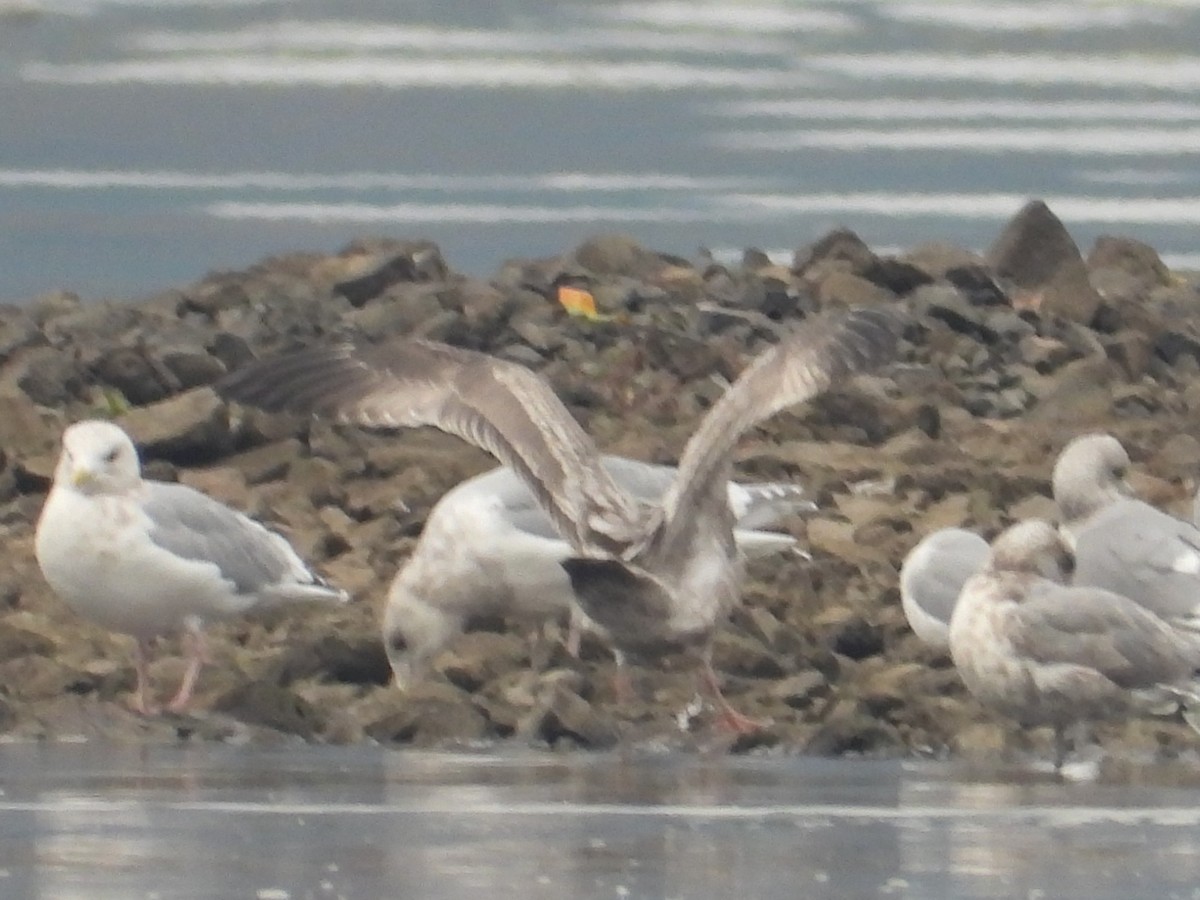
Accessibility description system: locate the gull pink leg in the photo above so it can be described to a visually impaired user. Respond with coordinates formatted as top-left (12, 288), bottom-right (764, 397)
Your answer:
top-left (166, 623), bottom-right (209, 715)
top-left (130, 639), bottom-right (159, 716)
top-left (700, 654), bottom-right (768, 735)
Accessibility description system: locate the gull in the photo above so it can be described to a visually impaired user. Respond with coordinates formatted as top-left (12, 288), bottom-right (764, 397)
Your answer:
top-left (948, 519), bottom-right (1200, 770)
top-left (382, 456), bottom-right (814, 687)
top-left (1053, 432), bottom-right (1200, 630)
top-left (35, 420), bottom-right (348, 715)
top-left (899, 527), bottom-right (989, 651)
top-left (216, 306), bottom-right (901, 731)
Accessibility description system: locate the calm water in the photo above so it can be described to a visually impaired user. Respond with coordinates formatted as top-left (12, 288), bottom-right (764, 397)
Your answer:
top-left (1, 0), bottom-right (1200, 303)
top-left (3, 744), bottom-right (1200, 899)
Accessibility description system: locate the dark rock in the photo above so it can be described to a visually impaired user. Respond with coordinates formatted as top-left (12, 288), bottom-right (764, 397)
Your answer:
top-left (363, 682), bottom-right (491, 745)
top-left (119, 387), bottom-right (234, 464)
top-left (212, 681), bottom-right (324, 740)
top-left (334, 241), bottom-right (449, 307)
top-left (793, 228), bottom-right (877, 276)
top-left (0, 305), bottom-right (44, 357)
top-left (90, 346), bottom-right (177, 405)
top-left (16, 348), bottom-right (84, 407)
top-left (986, 199), bottom-right (1103, 323)
top-left (528, 682), bottom-right (620, 749)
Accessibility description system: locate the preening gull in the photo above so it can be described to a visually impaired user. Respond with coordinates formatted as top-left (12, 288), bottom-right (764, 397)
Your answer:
top-left (217, 305), bottom-right (901, 731)
top-left (1053, 432), bottom-right (1200, 630)
top-left (899, 527), bottom-right (989, 652)
top-left (948, 519), bottom-right (1200, 770)
top-left (381, 456), bottom-right (814, 687)
top-left (35, 420), bottom-right (348, 715)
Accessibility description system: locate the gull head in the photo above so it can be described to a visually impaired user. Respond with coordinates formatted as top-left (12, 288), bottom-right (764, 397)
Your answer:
top-left (986, 519), bottom-right (1075, 584)
top-left (381, 584), bottom-right (462, 691)
top-left (55, 420), bottom-right (142, 496)
top-left (1051, 432), bottom-right (1132, 525)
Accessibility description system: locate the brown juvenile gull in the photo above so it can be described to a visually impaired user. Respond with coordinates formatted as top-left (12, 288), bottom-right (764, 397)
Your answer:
top-left (948, 519), bottom-right (1200, 770)
top-left (216, 305), bottom-right (901, 731)
top-left (899, 527), bottom-right (990, 652)
top-left (35, 420), bottom-right (349, 715)
top-left (1053, 432), bottom-right (1200, 631)
top-left (379, 456), bottom-right (814, 688)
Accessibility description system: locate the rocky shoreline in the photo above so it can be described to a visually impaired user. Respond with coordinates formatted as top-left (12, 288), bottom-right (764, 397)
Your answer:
top-left (2, 198), bottom-right (1199, 759)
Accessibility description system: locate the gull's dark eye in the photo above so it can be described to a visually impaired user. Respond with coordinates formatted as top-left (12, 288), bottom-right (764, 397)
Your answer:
top-left (1113, 465), bottom-right (1127, 479)
top-left (1061, 553), bottom-right (1076, 577)
top-left (387, 631), bottom-right (408, 654)
top-left (104, 448), bottom-right (120, 464)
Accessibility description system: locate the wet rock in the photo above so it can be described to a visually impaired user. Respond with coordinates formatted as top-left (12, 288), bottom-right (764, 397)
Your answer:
top-left (987, 199), bottom-right (1103, 324)
top-left (212, 681), bottom-right (324, 740)
top-left (363, 681), bottom-right (491, 745)
top-left (526, 681), bottom-right (620, 749)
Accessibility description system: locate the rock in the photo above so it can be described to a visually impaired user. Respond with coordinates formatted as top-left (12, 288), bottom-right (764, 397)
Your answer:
top-left (331, 240), bottom-right (449, 307)
top-left (26, 290), bottom-right (82, 326)
top-left (90, 346), bottom-right (177, 405)
top-left (816, 271), bottom-right (896, 308)
top-left (571, 233), bottom-right (664, 278)
top-left (15, 347), bottom-right (85, 407)
top-left (435, 632), bottom-right (529, 692)
top-left (212, 681), bottom-right (324, 740)
top-left (793, 228), bottom-right (877, 277)
top-left (1087, 235), bottom-right (1171, 292)
top-left (363, 681), bottom-right (491, 745)
top-left (526, 682), bottom-right (620, 749)
top-left (986, 199), bottom-right (1104, 324)
top-left (118, 387), bottom-right (233, 464)
top-left (0, 305), bottom-right (44, 357)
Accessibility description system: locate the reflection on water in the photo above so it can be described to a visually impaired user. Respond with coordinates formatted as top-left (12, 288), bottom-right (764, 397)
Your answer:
top-left (2, 0), bottom-right (1200, 300)
top-left (4, 746), bottom-right (1200, 899)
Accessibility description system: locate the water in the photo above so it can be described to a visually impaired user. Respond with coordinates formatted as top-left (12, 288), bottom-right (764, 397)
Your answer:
top-left (2, 0), bottom-right (1200, 303)
top-left (3, 744), bottom-right (1200, 899)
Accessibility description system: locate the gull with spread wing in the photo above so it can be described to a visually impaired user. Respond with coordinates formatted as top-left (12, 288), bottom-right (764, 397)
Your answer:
top-left (217, 306), bottom-right (901, 730)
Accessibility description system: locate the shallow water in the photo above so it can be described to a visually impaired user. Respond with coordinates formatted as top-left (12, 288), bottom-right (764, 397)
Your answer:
top-left (2, 0), bottom-right (1200, 302)
top-left (4, 745), bottom-right (1200, 899)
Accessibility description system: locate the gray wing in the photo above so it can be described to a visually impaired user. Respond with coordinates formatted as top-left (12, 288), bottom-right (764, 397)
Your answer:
top-left (1010, 581), bottom-right (1200, 689)
top-left (655, 307), bottom-right (901, 550)
top-left (901, 528), bottom-right (989, 629)
top-left (1073, 499), bottom-right (1200, 624)
top-left (141, 482), bottom-right (314, 596)
top-left (461, 455), bottom-right (809, 542)
top-left (216, 340), bottom-right (644, 555)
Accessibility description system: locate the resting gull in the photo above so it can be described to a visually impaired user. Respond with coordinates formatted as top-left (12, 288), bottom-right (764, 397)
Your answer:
top-left (382, 456), bottom-right (814, 687)
top-left (217, 305), bottom-right (901, 731)
top-left (35, 420), bottom-right (349, 715)
top-left (948, 519), bottom-right (1200, 770)
top-left (1053, 432), bottom-right (1200, 630)
top-left (899, 527), bottom-right (989, 652)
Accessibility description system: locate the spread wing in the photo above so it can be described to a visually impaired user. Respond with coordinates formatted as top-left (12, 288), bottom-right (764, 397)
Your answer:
top-left (217, 340), bottom-right (644, 554)
top-left (653, 306), bottom-right (902, 549)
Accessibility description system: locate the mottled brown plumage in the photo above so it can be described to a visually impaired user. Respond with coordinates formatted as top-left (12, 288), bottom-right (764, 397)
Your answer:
top-left (949, 519), bottom-right (1200, 769)
top-left (218, 306), bottom-right (902, 729)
